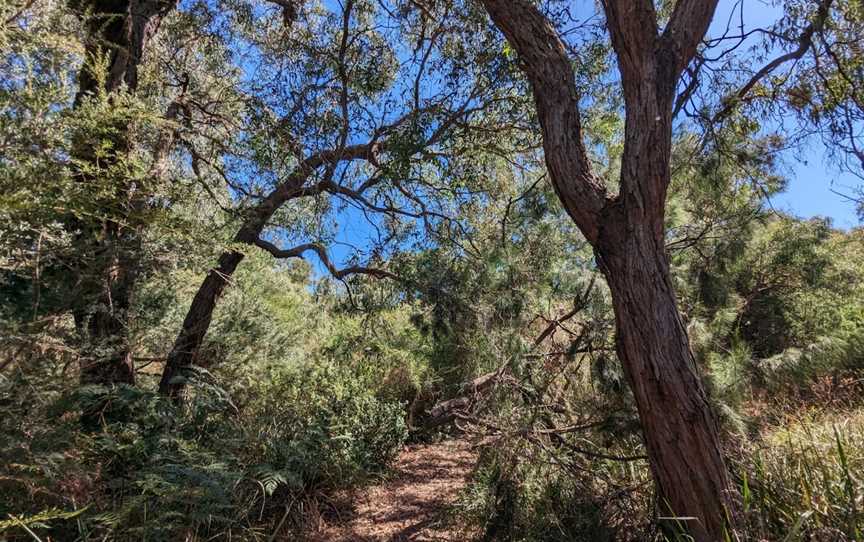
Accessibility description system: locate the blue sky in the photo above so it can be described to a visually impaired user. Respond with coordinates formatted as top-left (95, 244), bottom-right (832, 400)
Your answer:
top-left (318, 0), bottom-right (861, 276)
top-left (770, 144), bottom-right (860, 229)
top-left (709, 0), bottom-right (860, 228)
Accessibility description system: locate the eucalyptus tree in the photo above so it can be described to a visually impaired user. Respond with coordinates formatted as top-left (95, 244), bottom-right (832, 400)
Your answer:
top-left (158, 0), bottom-right (523, 397)
top-left (475, 0), bottom-right (859, 539)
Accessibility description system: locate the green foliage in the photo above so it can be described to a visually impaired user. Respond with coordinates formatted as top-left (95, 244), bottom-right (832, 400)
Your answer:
top-left (734, 409), bottom-right (864, 541)
top-left (457, 442), bottom-right (648, 541)
top-left (0, 358), bottom-right (407, 540)
top-left (247, 364), bottom-right (407, 494)
top-left (1, 1), bottom-right (864, 541)
top-left (0, 239), bottom-right (411, 539)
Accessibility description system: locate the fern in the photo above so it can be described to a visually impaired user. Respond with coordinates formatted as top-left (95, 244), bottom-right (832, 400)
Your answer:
top-left (0, 506), bottom-right (89, 534)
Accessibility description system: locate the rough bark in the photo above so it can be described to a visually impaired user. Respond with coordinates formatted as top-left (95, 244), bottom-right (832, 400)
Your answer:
top-left (477, 0), bottom-right (607, 242)
top-left (73, 0), bottom-right (176, 104)
top-left (595, 219), bottom-right (733, 540)
top-left (70, 0), bottom-right (176, 389)
top-left (479, 0), bottom-right (735, 539)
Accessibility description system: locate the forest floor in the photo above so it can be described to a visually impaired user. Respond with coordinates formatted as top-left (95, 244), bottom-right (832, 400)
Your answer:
top-left (306, 439), bottom-right (478, 542)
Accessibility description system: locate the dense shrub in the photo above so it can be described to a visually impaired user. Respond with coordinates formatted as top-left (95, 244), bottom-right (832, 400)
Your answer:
top-left (244, 363), bottom-right (408, 498)
top-left (0, 361), bottom-right (407, 540)
top-left (456, 444), bottom-right (649, 542)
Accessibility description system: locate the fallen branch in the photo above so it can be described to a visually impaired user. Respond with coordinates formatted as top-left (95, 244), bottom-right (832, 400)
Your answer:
top-left (422, 277), bottom-right (597, 430)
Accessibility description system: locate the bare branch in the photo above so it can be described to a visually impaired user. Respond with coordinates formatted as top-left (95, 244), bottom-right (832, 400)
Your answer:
top-left (252, 238), bottom-right (398, 280)
top-left (533, 274), bottom-right (596, 346)
top-left (423, 277), bottom-right (598, 430)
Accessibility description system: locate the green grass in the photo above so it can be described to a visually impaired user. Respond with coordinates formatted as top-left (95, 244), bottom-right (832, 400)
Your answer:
top-left (734, 408), bottom-right (864, 540)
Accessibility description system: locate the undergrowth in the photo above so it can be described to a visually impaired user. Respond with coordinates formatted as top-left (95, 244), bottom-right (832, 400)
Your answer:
top-left (0, 363), bottom-right (407, 541)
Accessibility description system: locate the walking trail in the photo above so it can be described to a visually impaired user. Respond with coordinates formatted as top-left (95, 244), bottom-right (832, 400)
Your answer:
top-left (309, 439), bottom-right (477, 542)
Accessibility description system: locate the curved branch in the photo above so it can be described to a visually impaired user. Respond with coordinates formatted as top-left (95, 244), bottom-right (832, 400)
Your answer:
top-left (253, 238), bottom-right (397, 280)
top-left (712, 0), bottom-right (834, 124)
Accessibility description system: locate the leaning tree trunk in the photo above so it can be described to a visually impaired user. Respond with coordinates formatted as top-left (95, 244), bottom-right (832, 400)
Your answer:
top-left (158, 140), bottom-right (378, 399)
top-left (158, 249), bottom-right (245, 399)
top-left (156, 1), bottom-right (310, 399)
top-left (159, 201), bottom-right (284, 399)
top-left (595, 217), bottom-right (734, 540)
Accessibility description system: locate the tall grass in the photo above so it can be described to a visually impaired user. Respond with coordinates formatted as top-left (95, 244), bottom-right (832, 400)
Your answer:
top-left (734, 409), bottom-right (864, 541)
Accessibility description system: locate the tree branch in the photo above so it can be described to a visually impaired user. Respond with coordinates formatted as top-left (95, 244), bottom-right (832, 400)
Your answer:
top-left (423, 277), bottom-right (597, 430)
top-left (479, 0), bottom-right (607, 243)
top-left (600, 0), bottom-right (659, 81)
top-left (263, 0), bottom-right (300, 27)
top-left (659, 0), bottom-right (721, 79)
top-left (253, 238), bottom-right (397, 280)
top-left (712, 0), bottom-right (834, 124)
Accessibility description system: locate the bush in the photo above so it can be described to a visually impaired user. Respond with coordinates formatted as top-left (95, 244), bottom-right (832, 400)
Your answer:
top-left (455, 434), bottom-right (651, 542)
top-left (244, 363), bottom-right (408, 499)
top-left (0, 360), bottom-right (408, 541)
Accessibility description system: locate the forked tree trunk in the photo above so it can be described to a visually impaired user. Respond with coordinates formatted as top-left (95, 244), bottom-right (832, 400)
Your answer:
top-left (476, 1), bottom-right (736, 539)
top-left (595, 218), bottom-right (734, 540)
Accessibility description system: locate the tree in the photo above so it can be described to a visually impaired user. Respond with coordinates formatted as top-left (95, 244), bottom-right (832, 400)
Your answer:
top-left (477, 0), bottom-right (860, 538)
top-left (475, 1), bottom-right (735, 539)
top-left (157, 0), bottom-right (519, 398)
top-left (67, 0), bottom-right (176, 387)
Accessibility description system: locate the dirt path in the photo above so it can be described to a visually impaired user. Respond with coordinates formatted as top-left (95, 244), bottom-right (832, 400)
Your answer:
top-left (310, 439), bottom-right (477, 542)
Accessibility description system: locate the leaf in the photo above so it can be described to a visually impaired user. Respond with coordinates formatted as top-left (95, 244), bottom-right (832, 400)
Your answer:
top-left (0, 506), bottom-right (90, 533)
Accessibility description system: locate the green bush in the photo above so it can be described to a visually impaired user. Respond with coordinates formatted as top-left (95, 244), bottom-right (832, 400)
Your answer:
top-left (456, 436), bottom-right (650, 542)
top-left (244, 363), bottom-right (408, 498)
top-left (0, 360), bottom-right (408, 541)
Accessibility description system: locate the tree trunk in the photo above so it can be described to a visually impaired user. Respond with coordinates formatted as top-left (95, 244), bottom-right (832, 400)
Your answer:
top-left (158, 249), bottom-right (244, 399)
top-left (158, 151), bottom-right (347, 399)
top-left (595, 217), bottom-right (734, 541)
top-left (73, 0), bottom-right (177, 104)
top-left (75, 229), bottom-right (138, 387)
top-left (69, 0), bottom-right (176, 390)
top-left (159, 202), bottom-right (285, 398)
top-left (476, 0), bottom-right (735, 538)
